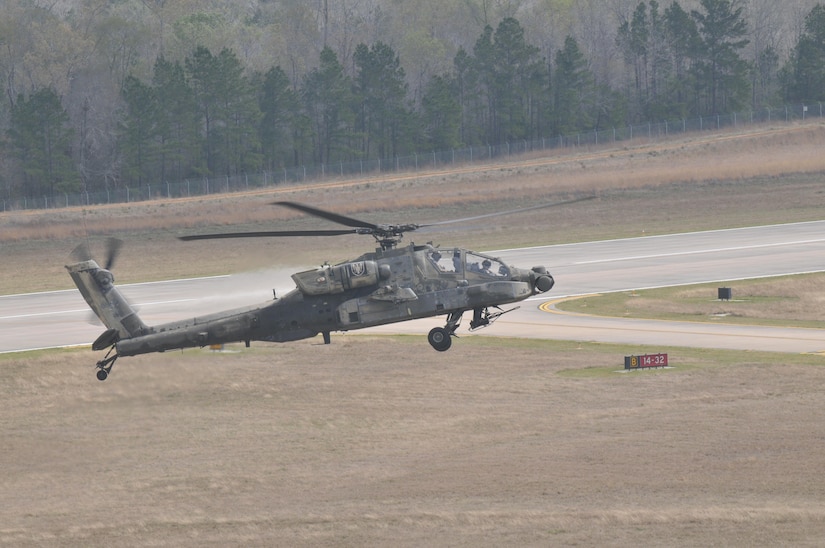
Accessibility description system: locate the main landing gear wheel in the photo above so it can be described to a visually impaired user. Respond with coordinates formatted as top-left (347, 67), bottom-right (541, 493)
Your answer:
top-left (428, 327), bottom-right (452, 352)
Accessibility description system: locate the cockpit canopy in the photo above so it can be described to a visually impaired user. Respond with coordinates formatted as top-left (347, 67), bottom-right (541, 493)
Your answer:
top-left (427, 249), bottom-right (510, 278)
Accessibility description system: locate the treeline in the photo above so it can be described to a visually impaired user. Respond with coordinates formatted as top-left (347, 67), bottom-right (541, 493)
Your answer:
top-left (4, 0), bottom-right (825, 200)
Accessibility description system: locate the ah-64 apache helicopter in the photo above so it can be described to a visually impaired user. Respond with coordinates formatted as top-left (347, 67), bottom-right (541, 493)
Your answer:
top-left (67, 199), bottom-right (589, 381)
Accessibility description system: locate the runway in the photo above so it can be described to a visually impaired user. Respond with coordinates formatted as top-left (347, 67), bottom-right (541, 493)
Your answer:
top-left (2, 220), bottom-right (825, 354)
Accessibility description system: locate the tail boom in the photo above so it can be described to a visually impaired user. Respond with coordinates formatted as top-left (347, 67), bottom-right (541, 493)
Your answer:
top-left (66, 260), bottom-right (148, 343)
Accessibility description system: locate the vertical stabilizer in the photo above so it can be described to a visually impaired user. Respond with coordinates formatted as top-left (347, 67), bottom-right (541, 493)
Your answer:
top-left (66, 260), bottom-right (147, 344)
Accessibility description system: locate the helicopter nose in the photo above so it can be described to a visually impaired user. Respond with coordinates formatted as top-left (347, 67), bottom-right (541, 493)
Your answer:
top-left (530, 266), bottom-right (555, 293)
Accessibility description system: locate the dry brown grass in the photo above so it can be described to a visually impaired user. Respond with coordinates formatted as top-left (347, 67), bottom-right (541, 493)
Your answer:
top-left (5, 123), bottom-right (825, 546)
top-left (3, 338), bottom-right (825, 546)
top-left (3, 122), bottom-right (825, 295)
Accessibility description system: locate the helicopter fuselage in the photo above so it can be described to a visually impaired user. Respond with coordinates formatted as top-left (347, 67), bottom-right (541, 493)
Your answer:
top-left (67, 198), bottom-right (585, 379)
top-left (75, 242), bottom-right (554, 359)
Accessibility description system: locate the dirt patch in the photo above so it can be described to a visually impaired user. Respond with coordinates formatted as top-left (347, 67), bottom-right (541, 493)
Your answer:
top-left (3, 338), bottom-right (825, 546)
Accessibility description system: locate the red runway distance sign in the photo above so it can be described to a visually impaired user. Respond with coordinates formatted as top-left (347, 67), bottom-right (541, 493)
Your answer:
top-left (624, 353), bottom-right (668, 369)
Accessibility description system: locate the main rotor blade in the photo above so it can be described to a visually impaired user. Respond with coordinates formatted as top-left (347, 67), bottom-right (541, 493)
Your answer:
top-left (421, 195), bottom-right (597, 228)
top-left (273, 201), bottom-right (379, 230)
top-left (179, 229), bottom-right (359, 241)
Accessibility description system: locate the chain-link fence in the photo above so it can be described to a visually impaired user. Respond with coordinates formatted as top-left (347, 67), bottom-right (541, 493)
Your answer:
top-left (4, 103), bottom-right (823, 212)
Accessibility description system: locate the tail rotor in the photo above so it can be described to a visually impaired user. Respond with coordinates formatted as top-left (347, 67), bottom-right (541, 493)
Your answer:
top-left (71, 238), bottom-right (123, 270)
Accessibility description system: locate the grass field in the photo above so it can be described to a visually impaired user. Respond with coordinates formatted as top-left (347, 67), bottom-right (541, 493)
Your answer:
top-left (3, 122), bottom-right (825, 546)
top-left (559, 273), bottom-right (825, 327)
top-left (3, 338), bottom-right (825, 546)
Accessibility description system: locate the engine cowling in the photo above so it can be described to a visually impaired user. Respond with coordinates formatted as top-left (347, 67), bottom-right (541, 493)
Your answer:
top-left (292, 260), bottom-right (389, 295)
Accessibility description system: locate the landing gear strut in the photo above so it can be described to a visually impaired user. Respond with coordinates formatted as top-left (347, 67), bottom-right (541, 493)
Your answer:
top-left (428, 311), bottom-right (463, 352)
top-left (95, 346), bottom-right (119, 381)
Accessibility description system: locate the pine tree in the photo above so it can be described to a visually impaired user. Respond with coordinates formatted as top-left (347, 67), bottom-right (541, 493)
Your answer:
top-left (663, 1), bottom-right (701, 117)
top-left (421, 74), bottom-right (461, 150)
top-left (690, 0), bottom-right (750, 115)
top-left (185, 47), bottom-right (261, 176)
top-left (490, 18), bottom-right (544, 142)
top-left (552, 36), bottom-right (595, 134)
top-left (783, 5), bottom-right (825, 103)
top-left (152, 56), bottom-right (199, 183)
top-left (119, 75), bottom-right (158, 186)
top-left (259, 65), bottom-right (301, 170)
top-left (353, 42), bottom-right (410, 160)
top-left (301, 47), bottom-right (355, 164)
top-left (8, 87), bottom-right (78, 197)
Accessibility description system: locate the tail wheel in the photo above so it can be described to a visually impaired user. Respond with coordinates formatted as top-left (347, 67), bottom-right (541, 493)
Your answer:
top-left (427, 327), bottom-right (452, 352)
